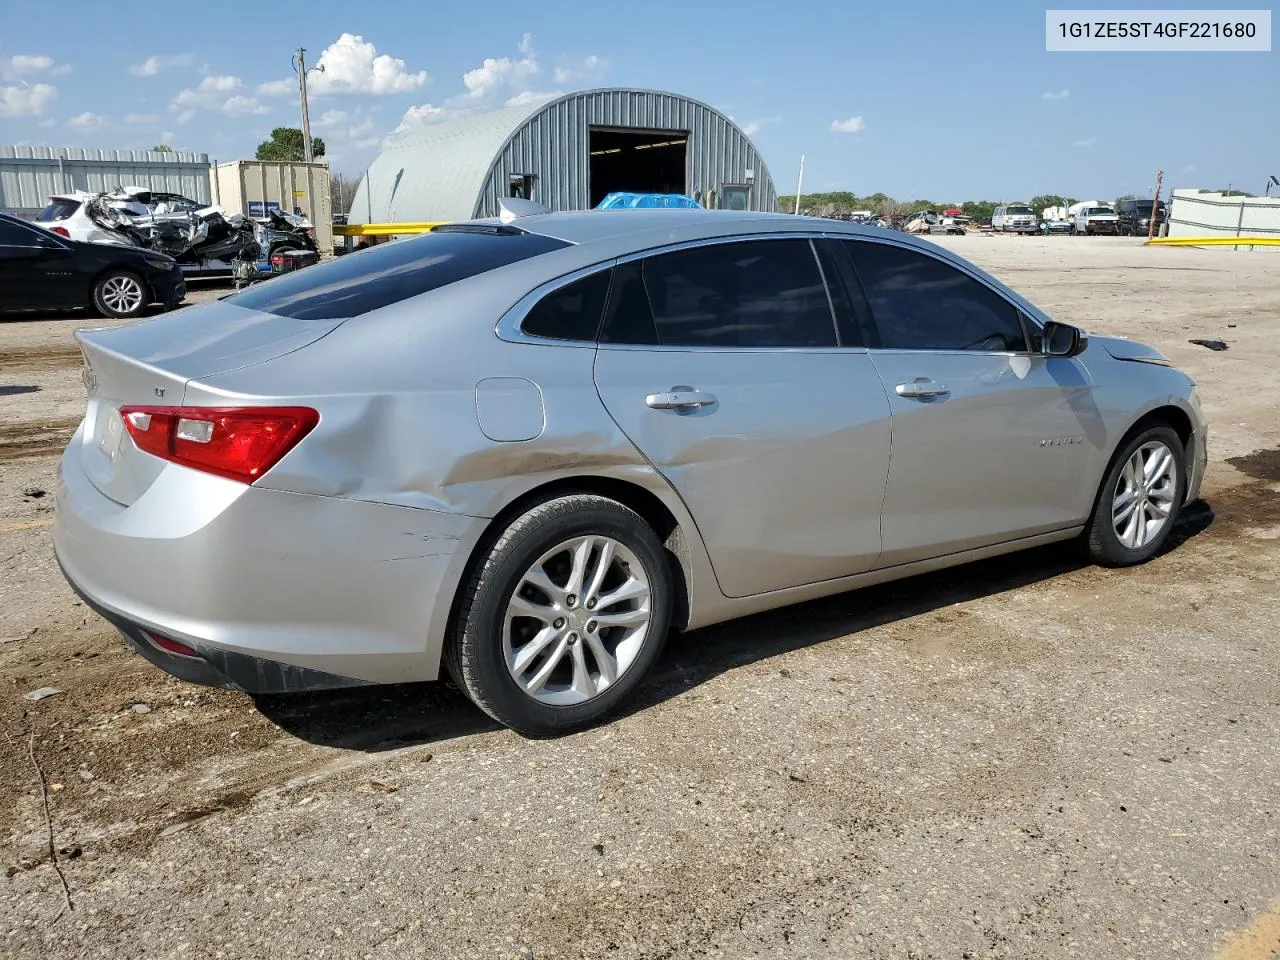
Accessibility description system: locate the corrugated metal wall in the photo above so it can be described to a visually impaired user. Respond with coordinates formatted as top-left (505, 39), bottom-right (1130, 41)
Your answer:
top-left (474, 90), bottom-right (777, 218)
top-left (0, 145), bottom-right (211, 218)
top-left (1169, 189), bottom-right (1280, 240)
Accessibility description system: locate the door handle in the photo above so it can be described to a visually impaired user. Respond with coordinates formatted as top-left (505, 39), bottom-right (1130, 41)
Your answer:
top-left (895, 380), bottom-right (950, 399)
top-left (645, 389), bottom-right (717, 410)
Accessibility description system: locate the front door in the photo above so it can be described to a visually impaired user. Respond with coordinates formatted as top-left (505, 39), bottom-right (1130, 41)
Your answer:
top-left (838, 238), bottom-right (1098, 567)
top-left (593, 237), bottom-right (892, 598)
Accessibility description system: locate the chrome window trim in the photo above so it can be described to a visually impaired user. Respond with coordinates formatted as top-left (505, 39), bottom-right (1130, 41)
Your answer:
top-left (496, 231), bottom-right (860, 352)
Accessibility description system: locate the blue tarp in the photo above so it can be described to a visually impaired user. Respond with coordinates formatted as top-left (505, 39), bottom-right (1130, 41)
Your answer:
top-left (595, 192), bottom-right (702, 209)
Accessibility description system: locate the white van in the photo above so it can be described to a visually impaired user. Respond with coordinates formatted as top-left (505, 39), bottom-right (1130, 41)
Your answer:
top-left (992, 203), bottom-right (1037, 233)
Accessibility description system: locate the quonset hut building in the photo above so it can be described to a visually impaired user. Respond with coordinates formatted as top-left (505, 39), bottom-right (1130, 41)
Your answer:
top-left (349, 88), bottom-right (778, 224)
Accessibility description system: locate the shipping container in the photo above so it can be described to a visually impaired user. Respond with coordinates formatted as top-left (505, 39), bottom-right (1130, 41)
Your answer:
top-left (0, 145), bottom-right (211, 219)
top-left (213, 160), bottom-right (332, 253)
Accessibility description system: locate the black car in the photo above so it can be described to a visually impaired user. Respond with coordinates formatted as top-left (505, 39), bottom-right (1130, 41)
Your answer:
top-left (1117, 198), bottom-right (1167, 237)
top-left (0, 212), bottom-right (185, 319)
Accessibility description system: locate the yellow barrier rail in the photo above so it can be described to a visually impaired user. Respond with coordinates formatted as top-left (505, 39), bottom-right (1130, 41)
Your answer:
top-left (1146, 236), bottom-right (1280, 247)
top-left (334, 222), bottom-right (447, 237)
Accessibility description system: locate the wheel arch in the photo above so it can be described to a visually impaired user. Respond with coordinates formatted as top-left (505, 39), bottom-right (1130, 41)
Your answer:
top-left (90, 264), bottom-right (154, 311)
top-left (442, 476), bottom-right (696, 662)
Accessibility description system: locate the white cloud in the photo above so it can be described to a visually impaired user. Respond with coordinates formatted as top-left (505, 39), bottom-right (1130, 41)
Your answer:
top-left (505, 89), bottom-right (560, 107)
top-left (221, 95), bottom-right (270, 116)
top-left (1041, 89), bottom-right (1070, 100)
top-left (173, 73), bottom-right (243, 109)
top-left (738, 115), bottom-right (782, 136)
top-left (37, 117), bottom-right (57, 128)
top-left (256, 78), bottom-right (295, 97)
top-left (308, 33), bottom-right (428, 95)
top-left (830, 116), bottom-right (865, 134)
top-left (1072, 137), bottom-right (1096, 148)
top-left (552, 54), bottom-right (604, 85)
top-left (316, 108), bottom-right (349, 127)
top-left (3, 54), bottom-right (71, 79)
top-left (124, 112), bottom-right (160, 124)
top-left (462, 35), bottom-right (540, 100)
top-left (67, 111), bottom-right (106, 128)
top-left (160, 131), bottom-right (175, 144)
top-left (0, 82), bottom-right (57, 117)
top-left (175, 108), bottom-right (196, 125)
top-left (129, 54), bottom-right (192, 77)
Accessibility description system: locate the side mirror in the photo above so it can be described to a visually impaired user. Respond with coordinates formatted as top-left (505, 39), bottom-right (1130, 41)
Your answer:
top-left (1041, 320), bottom-right (1087, 358)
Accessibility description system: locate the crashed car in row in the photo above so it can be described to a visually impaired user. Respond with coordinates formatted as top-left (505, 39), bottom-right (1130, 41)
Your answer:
top-left (34, 187), bottom-right (318, 279)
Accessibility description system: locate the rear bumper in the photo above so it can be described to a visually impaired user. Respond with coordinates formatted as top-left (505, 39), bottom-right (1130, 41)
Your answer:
top-left (53, 432), bottom-right (484, 690)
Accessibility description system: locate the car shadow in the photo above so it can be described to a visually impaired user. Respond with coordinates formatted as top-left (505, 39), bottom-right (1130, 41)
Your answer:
top-left (0, 385), bottom-right (40, 397)
top-left (252, 500), bottom-right (1215, 748)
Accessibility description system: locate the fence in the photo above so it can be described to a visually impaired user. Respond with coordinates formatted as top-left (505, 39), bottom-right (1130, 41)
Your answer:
top-left (0, 145), bottom-right (212, 219)
top-left (1167, 189), bottom-right (1280, 245)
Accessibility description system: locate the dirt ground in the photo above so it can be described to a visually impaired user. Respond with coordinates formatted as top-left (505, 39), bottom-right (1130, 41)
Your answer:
top-left (2, 239), bottom-right (1278, 960)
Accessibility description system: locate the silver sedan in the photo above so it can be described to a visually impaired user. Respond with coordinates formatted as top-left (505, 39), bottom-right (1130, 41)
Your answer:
top-left (54, 206), bottom-right (1207, 735)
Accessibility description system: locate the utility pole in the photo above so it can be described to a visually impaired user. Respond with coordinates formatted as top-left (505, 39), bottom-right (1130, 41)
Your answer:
top-left (295, 47), bottom-right (315, 163)
top-left (793, 154), bottom-right (805, 215)
top-left (1147, 169), bottom-right (1163, 240)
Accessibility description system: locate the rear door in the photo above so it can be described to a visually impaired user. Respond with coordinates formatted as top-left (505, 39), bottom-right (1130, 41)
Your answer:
top-left (837, 237), bottom-right (1097, 567)
top-left (593, 236), bottom-right (892, 598)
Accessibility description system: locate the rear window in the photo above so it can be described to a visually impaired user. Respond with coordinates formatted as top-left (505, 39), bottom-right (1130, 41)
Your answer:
top-left (37, 199), bottom-right (81, 222)
top-left (1005, 205), bottom-right (1033, 215)
top-left (227, 228), bottom-right (570, 321)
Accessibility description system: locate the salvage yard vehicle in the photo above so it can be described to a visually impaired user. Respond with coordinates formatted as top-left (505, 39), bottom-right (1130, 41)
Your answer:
top-left (992, 204), bottom-right (1038, 233)
top-left (0, 212), bottom-right (184, 318)
top-left (53, 203), bottom-right (1207, 736)
top-left (1117, 198), bottom-right (1166, 236)
top-left (33, 188), bottom-right (318, 278)
top-left (1074, 204), bottom-right (1120, 235)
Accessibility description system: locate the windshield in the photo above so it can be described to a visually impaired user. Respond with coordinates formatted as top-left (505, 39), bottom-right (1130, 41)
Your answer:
top-left (1005, 206), bottom-right (1033, 215)
top-left (37, 199), bottom-right (81, 222)
top-left (227, 228), bottom-right (570, 321)
top-left (1087, 207), bottom-right (1115, 216)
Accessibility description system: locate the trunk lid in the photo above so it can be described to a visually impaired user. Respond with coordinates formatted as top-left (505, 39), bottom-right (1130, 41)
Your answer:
top-left (75, 300), bottom-right (343, 505)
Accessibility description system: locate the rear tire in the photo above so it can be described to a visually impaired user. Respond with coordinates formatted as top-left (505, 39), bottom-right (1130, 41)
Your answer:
top-left (1080, 425), bottom-right (1186, 566)
top-left (446, 495), bottom-right (673, 737)
top-left (92, 270), bottom-right (148, 319)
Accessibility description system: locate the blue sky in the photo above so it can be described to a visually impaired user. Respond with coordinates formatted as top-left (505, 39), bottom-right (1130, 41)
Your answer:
top-left (1, 0), bottom-right (1275, 201)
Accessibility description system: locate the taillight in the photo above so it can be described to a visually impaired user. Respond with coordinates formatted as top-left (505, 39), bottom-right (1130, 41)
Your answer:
top-left (51, 226), bottom-right (70, 237)
top-left (119, 406), bottom-right (318, 483)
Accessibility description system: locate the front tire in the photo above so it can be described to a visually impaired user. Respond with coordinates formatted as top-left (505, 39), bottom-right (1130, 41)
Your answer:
top-left (1081, 425), bottom-right (1186, 566)
top-left (446, 495), bottom-right (673, 737)
top-left (92, 270), bottom-right (148, 319)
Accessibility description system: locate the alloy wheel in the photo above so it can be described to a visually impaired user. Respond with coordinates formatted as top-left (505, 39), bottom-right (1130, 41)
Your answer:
top-left (102, 275), bottom-right (143, 314)
top-left (1112, 440), bottom-right (1178, 550)
top-left (503, 535), bottom-right (652, 706)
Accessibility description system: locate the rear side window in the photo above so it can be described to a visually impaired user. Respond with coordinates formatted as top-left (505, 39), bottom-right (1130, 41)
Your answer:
top-left (37, 199), bottom-right (80, 222)
top-left (521, 269), bottom-right (612, 342)
top-left (843, 240), bottom-right (1027, 352)
top-left (601, 238), bottom-right (836, 348)
top-left (227, 228), bottom-right (570, 320)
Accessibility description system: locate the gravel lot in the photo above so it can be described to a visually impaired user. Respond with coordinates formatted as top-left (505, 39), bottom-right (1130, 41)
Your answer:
top-left (2, 238), bottom-right (1278, 960)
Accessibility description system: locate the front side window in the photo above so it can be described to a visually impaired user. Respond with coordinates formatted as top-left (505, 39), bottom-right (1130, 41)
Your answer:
top-left (600, 238), bottom-right (836, 348)
top-left (843, 241), bottom-right (1027, 352)
top-left (521, 269), bottom-right (613, 342)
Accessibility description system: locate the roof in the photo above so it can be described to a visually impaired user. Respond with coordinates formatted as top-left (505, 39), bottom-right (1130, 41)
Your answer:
top-left (492, 208), bottom-right (801, 245)
top-left (354, 102), bottom-right (544, 224)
